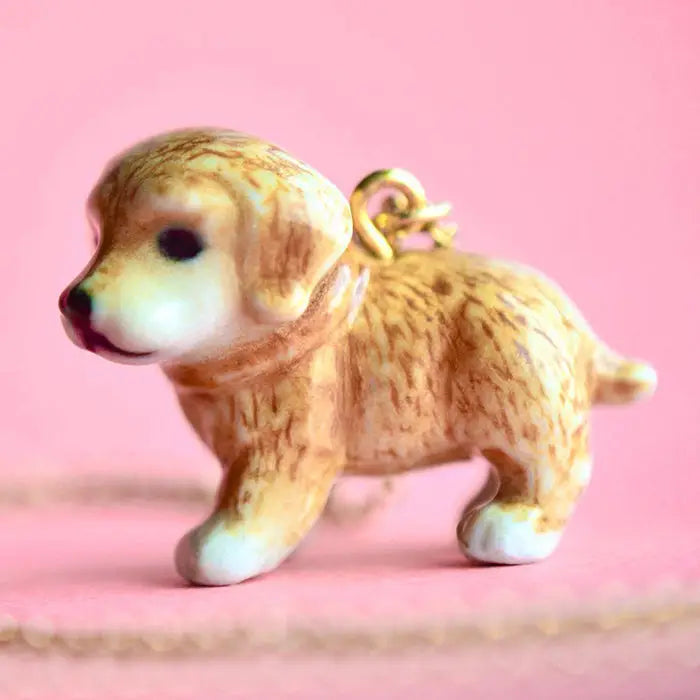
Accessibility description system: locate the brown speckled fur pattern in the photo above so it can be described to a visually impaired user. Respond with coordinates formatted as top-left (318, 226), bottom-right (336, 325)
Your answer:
top-left (80, 129), bottom-right (657, 582)
top-left (170, 245), bottom-right (648, 534)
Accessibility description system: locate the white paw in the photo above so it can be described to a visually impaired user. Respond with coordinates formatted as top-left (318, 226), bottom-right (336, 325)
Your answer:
top-left (459, 503), bottom-right (562, 565)
top-left (174, 512), bottom-right (288, 586)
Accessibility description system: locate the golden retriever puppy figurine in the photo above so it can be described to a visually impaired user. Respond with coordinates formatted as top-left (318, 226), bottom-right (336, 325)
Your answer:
top-left (59, 129), bottom-right (657, 586)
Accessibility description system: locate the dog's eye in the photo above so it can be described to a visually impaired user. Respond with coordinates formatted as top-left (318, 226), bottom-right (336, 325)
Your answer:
top-left (157, 228), bottom-right (205, 261)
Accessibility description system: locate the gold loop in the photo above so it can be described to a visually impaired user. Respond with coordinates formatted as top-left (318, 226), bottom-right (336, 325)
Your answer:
top-left (350, 168), bottom-right (456, 260)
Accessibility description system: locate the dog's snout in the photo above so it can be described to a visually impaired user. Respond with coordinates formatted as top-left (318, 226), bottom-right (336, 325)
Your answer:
top-left (60, 285), bottom-right (93, 320)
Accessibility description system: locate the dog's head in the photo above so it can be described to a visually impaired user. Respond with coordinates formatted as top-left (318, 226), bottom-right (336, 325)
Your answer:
top-left (58, 129), bottom-right (353, 365)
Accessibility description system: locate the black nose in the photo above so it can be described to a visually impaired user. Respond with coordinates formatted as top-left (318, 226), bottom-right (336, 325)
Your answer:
top-left (60, 285), bottom-right (92, 319)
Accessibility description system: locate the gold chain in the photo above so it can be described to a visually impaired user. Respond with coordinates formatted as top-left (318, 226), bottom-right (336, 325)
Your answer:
top-left (0, 474), bottom-right (391, 525)
top-left (324, 477), bottom-right (394, 525)
top-left (0, 593), bottom-right (697, 658)
top-left (350, 169), bottom-right (457, 260)
top-left (0, 475), bottom-right (213, 508)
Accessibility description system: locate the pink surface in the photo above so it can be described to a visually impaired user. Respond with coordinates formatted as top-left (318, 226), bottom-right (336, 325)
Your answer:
top-left (1, 472), bottom-right (699, 628)
top-left (0, 0), bottom-right (697, 509)
top-left (0, 486), bottom-right (698, 699)
top-left (3, 641), bottom-right (698, 700)
top-left (1, 1), bottom-right (699, 698)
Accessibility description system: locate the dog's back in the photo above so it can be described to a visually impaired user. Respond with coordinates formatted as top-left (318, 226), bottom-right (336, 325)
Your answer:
top-left (342, 246), bottom-right (655, 475)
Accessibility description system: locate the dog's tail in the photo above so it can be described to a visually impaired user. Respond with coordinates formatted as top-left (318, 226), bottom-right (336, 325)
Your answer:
top-left (592, 343), bottom-right (657, 405)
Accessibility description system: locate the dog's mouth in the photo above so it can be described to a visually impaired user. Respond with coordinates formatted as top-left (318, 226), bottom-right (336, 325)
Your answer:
top-left (73, 322), bottom-right (155, 359)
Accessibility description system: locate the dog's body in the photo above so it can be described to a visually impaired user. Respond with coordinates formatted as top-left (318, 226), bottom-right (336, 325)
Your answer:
top-left (60, 129), bottom-right (656, 585)
top-left (164, 242), bottom-right (655, 580)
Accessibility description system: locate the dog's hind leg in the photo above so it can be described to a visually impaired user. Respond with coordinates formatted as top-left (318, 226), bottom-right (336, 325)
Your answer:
top-left (456, 423), bottom-right (593, 565)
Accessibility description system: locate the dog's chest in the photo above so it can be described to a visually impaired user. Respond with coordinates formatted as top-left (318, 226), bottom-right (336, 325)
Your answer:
top-left (174, 345), bottom-right (343, 463)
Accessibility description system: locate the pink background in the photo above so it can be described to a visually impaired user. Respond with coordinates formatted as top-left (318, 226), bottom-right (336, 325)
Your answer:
top-left (3, 0), bottom-right (698, 520)
top-left (0, 1), bottom-right (699, 697)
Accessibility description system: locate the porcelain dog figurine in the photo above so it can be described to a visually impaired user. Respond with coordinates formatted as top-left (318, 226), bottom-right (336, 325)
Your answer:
top-left (59, 128), bottom-right (657, 586)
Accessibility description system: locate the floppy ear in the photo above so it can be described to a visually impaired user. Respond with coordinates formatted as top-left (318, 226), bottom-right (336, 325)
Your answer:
top-left (238, 165), bottom-right (353, 325)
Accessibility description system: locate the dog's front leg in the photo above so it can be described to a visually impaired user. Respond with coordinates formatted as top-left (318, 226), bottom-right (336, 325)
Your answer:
top-left (175, 447), bottom-right (343, 585)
